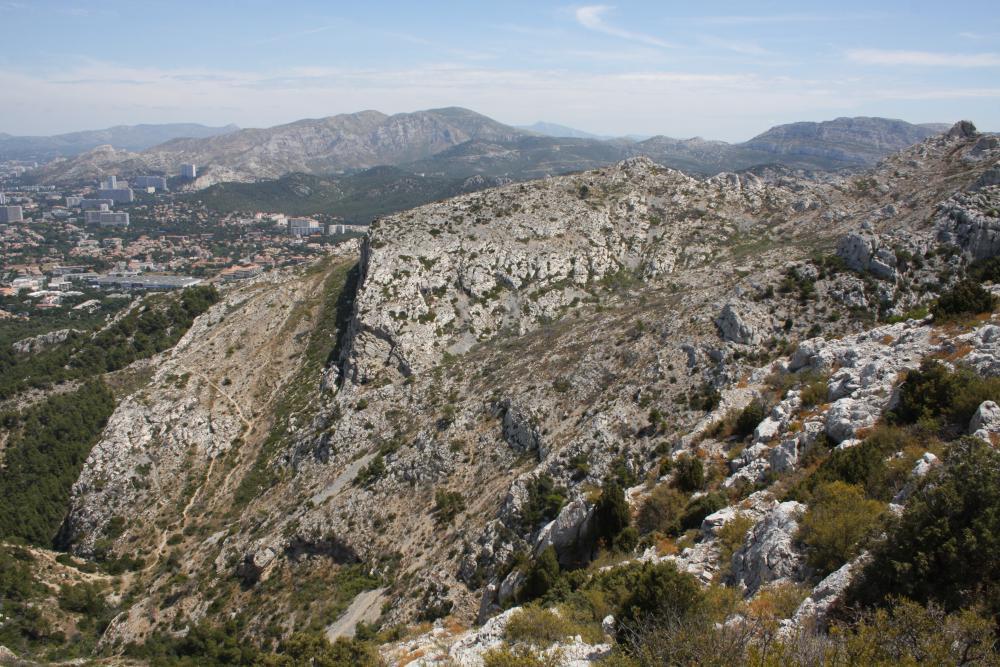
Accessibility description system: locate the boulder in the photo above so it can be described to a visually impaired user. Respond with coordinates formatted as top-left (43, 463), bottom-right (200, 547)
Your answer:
top-left (836, 232), bottom-right (896, 281)
top-left (782, 553), bottom-right (870, 635)
top-left (237, 543), bottom-right (279, 584)
top-left (534, 499), bottom-right (594, 564)
top-left (970, 400), bottom-right (1000, 441)
top-left (947, 120), bottom-right (977, 139)
top-left (730, 501), bottom-right (806, 596)
top-left (715, 303), bottom-right (761, 346)
top-left (501, 399), bottom-right (545, 458)
top-left (825, 398), bottom-right (878, 444)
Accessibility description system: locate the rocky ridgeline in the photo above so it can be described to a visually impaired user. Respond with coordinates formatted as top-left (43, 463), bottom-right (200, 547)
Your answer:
top-left (339, 157), bottom-right (786, 384)
top-left (54, 123), bottom-right (1000, 654)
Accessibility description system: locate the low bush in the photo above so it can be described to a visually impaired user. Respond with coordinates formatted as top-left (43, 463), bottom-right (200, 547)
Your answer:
top-left (433, 489), bottom-right (465, 525)
top-left (679, 492), bottom-right (727, 532)
top-left (521, 475), bottom-right (567, 532)
top-left (848, 437), bottom-right (1000, 616)
top-left (797, 481), bottom-right (884, 576)
top-left (715, 514), bottom-right (754, 579)
top-left (637, 485), bottom-right (686, 535)
top-left (504, 607), bottom-right (579, 647)
top-left (671, 455), bottom-right (705, 493)
top-left (735, 402), bottom-right (767, 439)
top-left (933, 278), bottom-right (996, 319)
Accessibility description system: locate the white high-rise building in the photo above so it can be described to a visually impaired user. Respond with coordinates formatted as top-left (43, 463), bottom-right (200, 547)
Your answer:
top-left (0, 206), bottom-right (24, 223)
top-left (84, 210), bottom-right (129, 227)
top-left (181, 164), bottom-right (197, 179)
top-left (97, 187), bottom-right (134, 203)
top-left (0, 192), bottom-right (6, 205)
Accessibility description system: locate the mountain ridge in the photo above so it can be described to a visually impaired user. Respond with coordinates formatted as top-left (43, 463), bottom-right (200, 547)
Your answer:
top-left (0, 122), bottom-right (239, 161)
top-left (29, 109), bottom-right (947, 187)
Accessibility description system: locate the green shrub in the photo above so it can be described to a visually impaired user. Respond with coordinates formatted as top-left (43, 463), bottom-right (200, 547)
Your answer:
top-left (616, 562), bottom-right (704, 639)
top-left (672, 455), bottom-right (705, 493)
top-left (933, 279), bottom-right (996, 319)
top-left (520, 546), bottom-right (561, 602)
top-left (797, 481), bottom-right (884, 576)
top-left (849, 438), bottom-right (1000, 616)
top-left (890, 360), bottom-right (1000, 429)
top-left (433, 489), bottom-right (466, 525)
top-left (735, 402), bottom-right (766, 439)
top-left (592, 482), bottom-right (630, 549)
top-left (679, 492), bottom-right (727, 531)
top-left (968, 256), bottom-right (1000, 283)
top-left (637, 485), bottom-right (686, 535)
top-left (521, 475), bottom-right (567, 531)
top-left (787, 425), bottom-right (919, 502)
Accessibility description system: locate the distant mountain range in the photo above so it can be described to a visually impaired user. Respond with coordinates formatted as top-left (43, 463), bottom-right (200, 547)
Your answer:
top-left (518, 121), bottom-right (609, 140)
top-left (27, 108), bottom-right (947, 190)
top-left (0, 123), bottom-right (239, 161)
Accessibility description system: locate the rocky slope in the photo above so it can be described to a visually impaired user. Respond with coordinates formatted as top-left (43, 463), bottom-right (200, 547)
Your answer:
top-left (741, 116), bottom-right (941, 166)
top-left (27, 122), bottom-right (1000, 662)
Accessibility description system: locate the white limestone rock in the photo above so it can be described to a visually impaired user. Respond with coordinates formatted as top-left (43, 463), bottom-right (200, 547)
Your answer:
top-left (715, 303), bottom-right (762, 346)
top-left (730, 501), bottom-right (806, 596)
top-left (970, 400), bottom-right (1000, 439)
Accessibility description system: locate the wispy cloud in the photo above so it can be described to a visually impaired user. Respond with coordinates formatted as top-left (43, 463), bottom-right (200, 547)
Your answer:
top-left (959, 31), bottom-right (1000, 40)
top-left (695, 13), bottom-right (859, 25)
top-left (253, 24), bottom-right (337, 46)
top-left (699, 35), bottom-right (769, 56)
top-left (574, 5), bottom-right (674, 49)
top-left (847, 48), bottom-right (1000, 67)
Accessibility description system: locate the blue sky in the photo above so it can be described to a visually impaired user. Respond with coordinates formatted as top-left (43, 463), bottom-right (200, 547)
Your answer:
top-left (1, 1), bottom-right (999, 140)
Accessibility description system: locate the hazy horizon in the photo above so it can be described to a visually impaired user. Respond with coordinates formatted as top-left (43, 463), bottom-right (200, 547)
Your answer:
top-left (1, 1), bottom-right (998, 141)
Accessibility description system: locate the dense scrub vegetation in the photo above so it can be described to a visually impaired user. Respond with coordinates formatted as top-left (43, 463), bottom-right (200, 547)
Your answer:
top-left (0, 285), bottom-right (219, 399)
top-left (849, 437), bottom-right (1000, 618)
top-left (127, 622), bottom-right (380, 666)
top-left (0, 381), bottom-right (116, 545)
top-left (889, 358), bottom-right (1000, 431)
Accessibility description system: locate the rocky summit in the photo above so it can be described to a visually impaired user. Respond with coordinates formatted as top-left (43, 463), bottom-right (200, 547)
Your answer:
top-left (4, 121), bottom-right (1000, 665)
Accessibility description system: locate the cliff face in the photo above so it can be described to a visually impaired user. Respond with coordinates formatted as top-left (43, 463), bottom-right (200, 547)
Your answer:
top-left (56, 125), bottom-right (1000, 653)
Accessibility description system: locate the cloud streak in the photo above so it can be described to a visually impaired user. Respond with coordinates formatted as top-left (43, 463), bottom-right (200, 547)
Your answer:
top-left (574, 5), bottom-right (674, 49)
top-left (847, 49), bottom-right (1000, 67)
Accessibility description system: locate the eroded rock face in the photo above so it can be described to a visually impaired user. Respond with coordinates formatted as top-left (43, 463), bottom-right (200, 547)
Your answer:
top-left (716, 303), bottom-right (762, 345)
top-left (936, 190), bottom-right (1000, 260)
top-left (534, 499), bottom-right (594, 564)
top-left (337, 157), bottom-right (781, 383)
top-left (11, 328), bottom-right (81, 355)
top-left (730, 501), bottom-right (806, 596)
top-left (782, 553), bottom-right (871, 635)
top-left (836, 231), bottom-right (897, 281)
